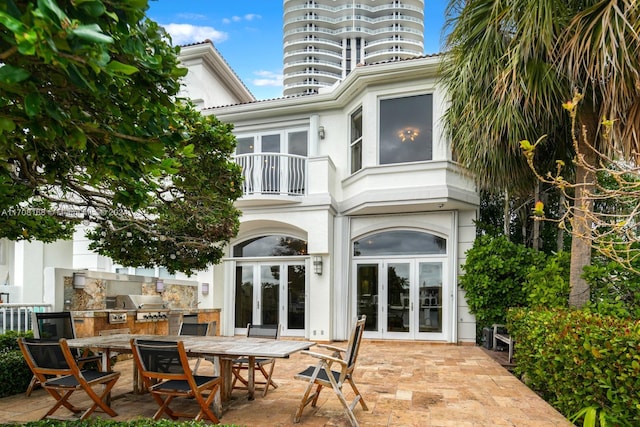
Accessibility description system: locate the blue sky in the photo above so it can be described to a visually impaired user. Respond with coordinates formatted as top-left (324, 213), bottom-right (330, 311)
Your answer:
top-left (146, 1), bottom-right (449, 100)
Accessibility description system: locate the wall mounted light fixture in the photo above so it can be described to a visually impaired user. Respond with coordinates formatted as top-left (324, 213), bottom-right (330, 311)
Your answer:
top-left (201, 282), bottom-right (209, 295)
top-left (155, 279), bottom-right (164, 293)
top-left (313, 255), bottom-right (323, 275)
top-left (72, 272), bottom-right (86, 289)
top-left (318, 126), bottom-right (325, 140)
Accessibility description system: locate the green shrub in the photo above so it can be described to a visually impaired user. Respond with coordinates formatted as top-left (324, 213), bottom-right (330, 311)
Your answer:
top-left (460, 234), bottom-right (546, 338)
top-left (0, 330), bottom-right (34, 398)
top-left (508, 308), bottom-right (640, 426)
top-left (522, 250), bottom-right (570, 308)
top-left (0, 349), bottom-right (32, 398)
top-left (0, 329), bottom-right (32, 351)
top-left (583, 257), bottom-right (640, 319)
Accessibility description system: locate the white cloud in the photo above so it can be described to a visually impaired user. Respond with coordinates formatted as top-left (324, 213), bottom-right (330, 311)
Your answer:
top-left (176, 13), bottom-right (208, 21)
top-left (251, 70), bottom-right (283, 87)
top-left (162, 24), bottom-right (228, 45)
top-left (222, 14), bottom-right (262, 24)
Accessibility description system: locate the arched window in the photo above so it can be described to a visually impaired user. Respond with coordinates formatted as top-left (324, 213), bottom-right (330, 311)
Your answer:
top-left (353, 230), bottom-right (446, 256)
top-left (233, 236), bottom-right (307, 257)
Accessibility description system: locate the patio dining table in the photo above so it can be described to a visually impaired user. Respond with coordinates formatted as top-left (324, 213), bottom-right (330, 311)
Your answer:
top-left (66, 333), bottom-right (315, 405)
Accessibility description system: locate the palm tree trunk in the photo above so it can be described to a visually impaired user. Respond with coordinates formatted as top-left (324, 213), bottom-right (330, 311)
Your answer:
top-left (568, 134), bottom-right (596, 308)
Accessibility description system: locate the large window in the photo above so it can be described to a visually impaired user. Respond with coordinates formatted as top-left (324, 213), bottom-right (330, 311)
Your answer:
top-left (233, 235), bottom-right (308, 257)
top-left (353, 230), bottom-right (446, 256)
top-left (350, 107), bottom-right (363, 173)
top-left (379, 94), bottom-right (433, 164)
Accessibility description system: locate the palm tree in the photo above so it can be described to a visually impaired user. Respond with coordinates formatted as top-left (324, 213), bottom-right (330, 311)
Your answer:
top-left (441, 0), bottom-right (640, 307)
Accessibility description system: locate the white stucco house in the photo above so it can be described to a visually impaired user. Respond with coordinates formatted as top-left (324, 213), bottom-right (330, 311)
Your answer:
top-left (0, 40), bottom-right (478, 344)
top-left (180, 41), bottom-right (479, 343)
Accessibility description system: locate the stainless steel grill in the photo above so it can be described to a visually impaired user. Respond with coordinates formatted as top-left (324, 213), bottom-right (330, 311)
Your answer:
top-left (114, 295), bottom-right (169, 321)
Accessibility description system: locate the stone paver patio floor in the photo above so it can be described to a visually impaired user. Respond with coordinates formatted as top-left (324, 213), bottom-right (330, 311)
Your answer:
top-left (0, 340), bottom-right (572, 426)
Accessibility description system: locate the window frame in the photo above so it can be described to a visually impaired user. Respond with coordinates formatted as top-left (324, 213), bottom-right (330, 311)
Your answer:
top-left (349, 106), bottom-right (363, 174)
top-left (378, 92), bottom-right (434, 166)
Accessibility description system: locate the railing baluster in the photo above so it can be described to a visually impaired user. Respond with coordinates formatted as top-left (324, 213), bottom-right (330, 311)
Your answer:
top-left (234, 153), bottom-right (306, 197)
top-left (0, 304), bottom-right (52, 333)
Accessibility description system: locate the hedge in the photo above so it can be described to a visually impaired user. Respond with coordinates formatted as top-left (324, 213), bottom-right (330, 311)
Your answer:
top-left (508, 308), bottom-right (640, 425)
top-left (0, 330), bottom-right (34, 398)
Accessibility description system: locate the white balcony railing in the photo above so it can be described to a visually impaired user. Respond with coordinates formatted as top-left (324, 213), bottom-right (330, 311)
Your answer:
top-left (235, 153), bottom-right (307, 196)
top-left (0, 303), bottom-right (52, 333)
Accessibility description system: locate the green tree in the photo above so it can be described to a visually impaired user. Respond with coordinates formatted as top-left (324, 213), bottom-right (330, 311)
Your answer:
top-left (0, 0), bottom-right (242, 274)
top-left (442, 0), bottom-right (640, 307)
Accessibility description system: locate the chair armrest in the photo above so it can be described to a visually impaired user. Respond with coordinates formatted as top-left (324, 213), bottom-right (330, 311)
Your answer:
top-left (316, 344), bottom-right (346, 354)
top-left (301, 350), bottom-right (347, 366)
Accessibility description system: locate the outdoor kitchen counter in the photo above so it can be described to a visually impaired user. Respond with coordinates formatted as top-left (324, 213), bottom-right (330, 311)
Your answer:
top-left (72, 308), bottom-right (221, 337)
top-left (73, 310), bottom-right (167, 337)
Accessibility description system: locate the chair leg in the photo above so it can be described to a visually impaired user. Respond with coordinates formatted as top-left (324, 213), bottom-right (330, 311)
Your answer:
top-left (151, 394), bottom-right (179, 420)
top-left (347, 378), bottom-right (369, 411)
top-left (193, 384), bottom-right (221, 423)
top-left (327, 374), bottom-right (359, 427)
top-left (26, 375), bottom-right (39, 397)
top-left (259, 361), bottom-right (278, 397)
top-left (41, 389), bottom-right (81, 419)
top-left (79, 378), bottom-right (119, 420)
top-left (294, 366), bottom-right (323, 423)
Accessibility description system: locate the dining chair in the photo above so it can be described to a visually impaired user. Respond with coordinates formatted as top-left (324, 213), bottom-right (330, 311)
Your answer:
top-left (17, 337), bottom-right (120, 421)
top-left (178, 321), bottom-right (214, 374)
top-left (26, 311), bottom-right (102, 396)
top-left (293, 315), bottom-right (368, 427)
top-left (230, 323), bottom-right (280, 397)
top-left (130, 339), bottom-right (221, 422)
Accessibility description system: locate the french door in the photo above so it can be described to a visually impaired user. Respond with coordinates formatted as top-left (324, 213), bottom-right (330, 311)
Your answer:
top-left (235, 262), bottom-right (306, 336)
top-left (354, 258), bottom-right (447, 340)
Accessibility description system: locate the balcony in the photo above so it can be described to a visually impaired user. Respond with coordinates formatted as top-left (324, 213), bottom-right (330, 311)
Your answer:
top-left (235, 153), bottom-right (308, 206)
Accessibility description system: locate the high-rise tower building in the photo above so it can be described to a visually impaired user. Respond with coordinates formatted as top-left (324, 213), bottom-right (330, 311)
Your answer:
top-left (283, 0), bottom-right (425, 97)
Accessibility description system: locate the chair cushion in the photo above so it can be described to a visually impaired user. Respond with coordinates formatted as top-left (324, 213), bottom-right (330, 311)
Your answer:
top-left (297, 365), bottom-right (341, 383)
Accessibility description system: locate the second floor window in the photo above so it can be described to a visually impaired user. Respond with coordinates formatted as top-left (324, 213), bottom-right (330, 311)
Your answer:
top-left (350, 107), bottom-right (363, 173)
top-left (379, 94), bottom-right (433, 165)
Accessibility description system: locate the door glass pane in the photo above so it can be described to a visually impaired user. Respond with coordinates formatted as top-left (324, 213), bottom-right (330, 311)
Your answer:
top-left (288, 131), bottom-right (308, 156)
top-left (287, 264), bottom-right (305, 330)
top-left (235, 266), bottom-right (253, 328)
top-left (287, 131), bottom-right (307, 194)
top-left (236, 137), bottom-right (255, 154)
top-left (387, 263), bottom-right (410, 333)
top-left (419, 262), bottom-right (442, 332)
top-left (261, 265), bottom-right (280, 325)
top-left (357, 264), bottom-right (378, 331)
